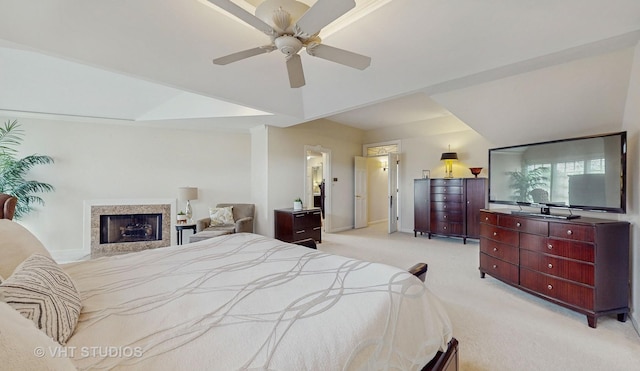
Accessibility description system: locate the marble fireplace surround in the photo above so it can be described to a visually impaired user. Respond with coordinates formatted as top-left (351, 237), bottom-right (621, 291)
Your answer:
top-left (85, 199), bottom-right (176, 258)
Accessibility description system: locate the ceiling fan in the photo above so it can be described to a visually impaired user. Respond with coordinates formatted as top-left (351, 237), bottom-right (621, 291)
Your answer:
top-left (207, 0), bottom-right (371, 88)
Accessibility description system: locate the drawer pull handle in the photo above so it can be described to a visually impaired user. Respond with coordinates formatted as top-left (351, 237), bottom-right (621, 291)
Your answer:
top-left (313, 212), bottom-right (321, 215)
top-left (313, 227), bottom-right (321, 230)
top-left (443, 226), bottom-right (447, 230)
top-left (443, 205), bottom-right (447, 209)
top-left (444, 215), bottom-right (447, 219)
top-left (492, 264), bottom-right (497, 269)
top-left (485, 217), bottom-right (489, 221)
top-left (295, 214), bottom-right (305, 218)
top-left (567, 230), bottom-right (573, 235)
top-left (493, 247), bottom-right (498, 252)
top-left (547, 244), bottom-right (553, 250)
top-left (548, 263), bottom-right (553, 269)
top-left (296, 230), bottom-right (305, 234)
top-left (547, 284), bottom-right (553, 290)
top-left (444, 196), bottom-right (447, 200)
top-left (516, 222), bottom-right (521, 227)
top-left (493, 232), bottom-right (497, 236)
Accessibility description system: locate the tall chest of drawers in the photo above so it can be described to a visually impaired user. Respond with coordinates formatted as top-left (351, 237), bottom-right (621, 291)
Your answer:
top-left (416, 178), bottom-right (485, 243)
top-left (479, 209), bottom-right (629, 328)
top-left (274, 208), bottom-right (322, 244)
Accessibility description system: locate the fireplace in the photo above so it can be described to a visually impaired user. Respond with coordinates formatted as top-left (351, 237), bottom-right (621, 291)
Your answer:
top-left (87, 200), bottom-right (174, 258)
top-left (100, 213), bottom-right (162, 244)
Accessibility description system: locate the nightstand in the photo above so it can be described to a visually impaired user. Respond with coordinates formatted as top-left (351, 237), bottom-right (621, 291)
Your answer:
top-left (175, 223), bottom-right (196, 245)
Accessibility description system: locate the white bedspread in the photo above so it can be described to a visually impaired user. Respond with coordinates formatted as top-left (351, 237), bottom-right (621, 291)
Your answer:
top-left (62, 233), bottom-right (452, 370)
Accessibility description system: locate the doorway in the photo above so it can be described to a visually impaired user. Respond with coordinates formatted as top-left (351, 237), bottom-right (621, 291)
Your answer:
top-left (354, 154), bottom-right (399, 232)
top-left (304, 145), bottom-right (332, 233)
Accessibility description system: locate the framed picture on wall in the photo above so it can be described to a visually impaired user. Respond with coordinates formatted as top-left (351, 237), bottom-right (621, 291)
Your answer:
top-left (422, 170), bottom-right (430, 179)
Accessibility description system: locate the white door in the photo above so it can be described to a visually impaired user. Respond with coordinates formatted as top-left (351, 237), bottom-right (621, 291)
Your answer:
top-left (354, 156), bottom-right (368, 229)
top-left (388, 153), bottom-right (398, 233)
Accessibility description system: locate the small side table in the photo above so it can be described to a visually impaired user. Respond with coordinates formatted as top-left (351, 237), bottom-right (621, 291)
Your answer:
top-left (175, 223), bottom-right (197, 245)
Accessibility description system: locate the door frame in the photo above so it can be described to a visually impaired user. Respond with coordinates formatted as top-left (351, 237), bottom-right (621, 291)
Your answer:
top-left (304, 145), bottom-right (332, 233)
top-left (362, 140), bottom-right (402, 232)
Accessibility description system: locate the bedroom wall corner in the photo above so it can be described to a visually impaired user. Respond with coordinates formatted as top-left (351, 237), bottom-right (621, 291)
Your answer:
top-left (621, 40), bottom-right (640, 337)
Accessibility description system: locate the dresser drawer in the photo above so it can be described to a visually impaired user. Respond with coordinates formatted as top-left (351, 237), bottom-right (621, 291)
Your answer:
top-left (431, 186), bottom-right (463, 195)
top-left (292, 210), bottom-right (321, 229)
top-left (480, 211), bottom-right (498, 226)
top-left (431, 211), bottom-right (463, 222)
top-left (430, 178), bottom-right (463, 186)
top-left (293, 227), bottom-right (322, 243)
top-left (480, 238), bottom-right (519, 264)
top-left (431, 221), bottom-right (464, 235)
top-left (549, 223), bottom-right (594, 241)
top-left (431, 202), bottom-right (462, 212)
top-left (431, 193), bottom-right (463, 202)
top-left (520, 268), bottom-right (594, 310)
top-left (480, 253), bottom-right (519, 285)
top-left (480, 224), bottom-right (519, 246)
top-left (520, 249), bottom-right (594, 285)
top-left (520, 233), bottom-right (594, 263)
top-left (498, 215), bottom-right (548, 235)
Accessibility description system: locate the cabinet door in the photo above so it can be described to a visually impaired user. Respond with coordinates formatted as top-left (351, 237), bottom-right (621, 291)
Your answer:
top-left (414, 179), bottom-right (430, 233)
top-left (465, 178), bottom-right (486, 238)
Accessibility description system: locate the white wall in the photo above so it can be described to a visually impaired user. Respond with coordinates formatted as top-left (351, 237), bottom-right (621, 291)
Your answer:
top-left (622, 41), bottom-right (640, 333)
top-left (4, 117), bottom-right (251, 259)
top-left (261, 120), bottom-right (363, 235)
top-left (367, 156), bottom-right (388, 224)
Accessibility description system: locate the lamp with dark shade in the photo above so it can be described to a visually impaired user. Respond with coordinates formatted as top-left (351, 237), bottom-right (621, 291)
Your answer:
top-left (440, 146), bottom-right (458, 178)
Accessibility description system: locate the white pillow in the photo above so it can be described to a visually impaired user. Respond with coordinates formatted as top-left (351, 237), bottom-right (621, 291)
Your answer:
top-left (0, 301), bottom-right (76, 370)
top-left (0, 254), bottom-right (82, 345)
top-left (209, 206), bottom-right (235, 226)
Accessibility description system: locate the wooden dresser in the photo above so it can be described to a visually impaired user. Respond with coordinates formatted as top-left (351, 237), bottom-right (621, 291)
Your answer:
top-left (274, 208), bottom-right (322, 244)
top-left (479, 209), bottom-right (629, 328)
top-left (414, 178), bottom-right (486, 243)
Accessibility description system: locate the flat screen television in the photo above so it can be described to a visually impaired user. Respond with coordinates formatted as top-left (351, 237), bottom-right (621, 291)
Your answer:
top-left (488, 131), bottom-right (626, 218)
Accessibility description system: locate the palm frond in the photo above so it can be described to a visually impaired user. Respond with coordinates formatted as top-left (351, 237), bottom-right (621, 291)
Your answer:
top-left (0, 120), bottom-right (24, 155)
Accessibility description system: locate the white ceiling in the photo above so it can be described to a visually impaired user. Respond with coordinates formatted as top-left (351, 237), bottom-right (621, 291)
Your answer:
top-left (1, 0), bottom-right (639, 138)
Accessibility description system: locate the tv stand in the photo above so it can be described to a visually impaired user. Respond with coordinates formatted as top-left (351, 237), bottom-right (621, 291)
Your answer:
top-left (480, 210), bottom-right (630, 328)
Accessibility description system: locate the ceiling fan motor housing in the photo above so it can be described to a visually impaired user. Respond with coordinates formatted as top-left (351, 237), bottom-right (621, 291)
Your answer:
top-left (275, 35), bottom-right (303, 55)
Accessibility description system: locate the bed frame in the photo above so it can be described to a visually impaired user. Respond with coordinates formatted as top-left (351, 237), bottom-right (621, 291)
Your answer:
top-left (408, 263), bottom-right (459, 371)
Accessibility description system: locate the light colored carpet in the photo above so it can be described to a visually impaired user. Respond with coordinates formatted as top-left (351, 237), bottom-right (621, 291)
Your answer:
top-left (318, 223), bottom-right (640, 371)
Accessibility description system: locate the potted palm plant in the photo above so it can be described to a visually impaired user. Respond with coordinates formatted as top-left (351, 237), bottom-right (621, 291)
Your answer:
top-left (0, 120), bottom-right (54, 219)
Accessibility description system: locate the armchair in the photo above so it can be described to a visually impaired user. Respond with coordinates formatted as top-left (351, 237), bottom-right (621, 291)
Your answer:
top-left (0, 193), bottom-right (17, 220)
top-left (196, 203), bottom-right (255, 234)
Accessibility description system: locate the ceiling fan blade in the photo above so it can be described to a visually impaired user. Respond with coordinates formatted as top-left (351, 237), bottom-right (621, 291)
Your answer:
top-left (294, 0), bottom-right (356, 37)
top-left (206, 0), bottom-right (276, 36)
top-left (213, 45), bottom-right (276, 65)
top-left (306, 44), bottom-right (371, 70)
top-left (286, 54), bottom-right (305, 88)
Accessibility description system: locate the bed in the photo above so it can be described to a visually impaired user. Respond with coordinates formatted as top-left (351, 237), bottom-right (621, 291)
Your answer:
top-left (0, 220), bottom-right (457, 370)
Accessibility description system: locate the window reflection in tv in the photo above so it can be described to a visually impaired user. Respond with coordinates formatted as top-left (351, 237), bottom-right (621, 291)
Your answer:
top-left (488, 132), bottom-right (626, 213)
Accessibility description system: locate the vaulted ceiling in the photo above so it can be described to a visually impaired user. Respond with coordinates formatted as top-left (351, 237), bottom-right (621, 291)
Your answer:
top-left (1, 1), bottom-right (639, 144)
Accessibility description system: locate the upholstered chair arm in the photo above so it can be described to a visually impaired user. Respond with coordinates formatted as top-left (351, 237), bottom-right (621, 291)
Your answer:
top-left (196, 218), bottom-right (211, 232)
top-left (235, 217), bottom-right (254, 233)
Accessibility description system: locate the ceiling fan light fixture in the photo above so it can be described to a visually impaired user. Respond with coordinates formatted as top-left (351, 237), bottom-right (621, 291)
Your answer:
top-left (275, 35), bottom-right (303, 55)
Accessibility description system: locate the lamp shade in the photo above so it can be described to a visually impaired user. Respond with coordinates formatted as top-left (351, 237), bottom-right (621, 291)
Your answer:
top-left (178, 187), bottom-right (198, 200)
top-left (440, 152), bottom-right (459, 160)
